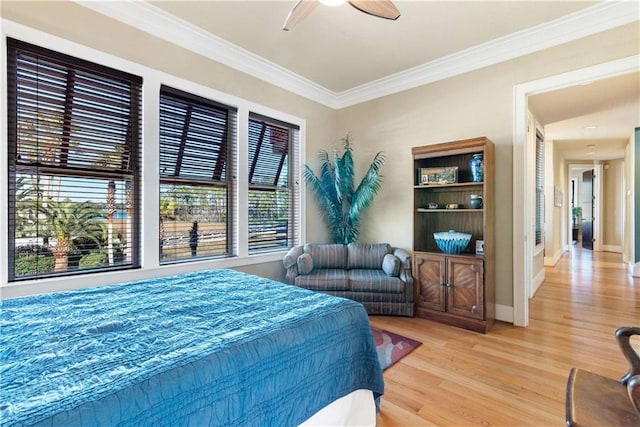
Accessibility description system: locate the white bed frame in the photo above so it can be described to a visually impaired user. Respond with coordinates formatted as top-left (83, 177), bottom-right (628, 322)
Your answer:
top-left (301, 389), bottom-right (376, 426)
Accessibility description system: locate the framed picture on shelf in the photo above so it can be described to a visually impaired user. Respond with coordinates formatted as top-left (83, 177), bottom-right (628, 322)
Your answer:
top-left (419, 166), bottom-right (458, 185)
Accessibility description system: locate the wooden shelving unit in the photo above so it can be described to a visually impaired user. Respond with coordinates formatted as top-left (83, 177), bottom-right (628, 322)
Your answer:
top-left (412, 136), bottom-right (495, 333)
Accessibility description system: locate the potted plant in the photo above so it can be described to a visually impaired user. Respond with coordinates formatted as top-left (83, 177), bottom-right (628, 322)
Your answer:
top-left (572, 207), bottom-right (582, 228)
top-left (304, 134), bottom-right (385, 244)
top-left (571, 206), bottom-right (582, 241)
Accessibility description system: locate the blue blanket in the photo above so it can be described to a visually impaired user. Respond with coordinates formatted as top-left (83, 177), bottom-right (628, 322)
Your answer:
top-left (0, 269), bottom-right (383, 426)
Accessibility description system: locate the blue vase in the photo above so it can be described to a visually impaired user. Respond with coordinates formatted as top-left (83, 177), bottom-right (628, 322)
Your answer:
top-left (470, 154), bottom-right (484, 182)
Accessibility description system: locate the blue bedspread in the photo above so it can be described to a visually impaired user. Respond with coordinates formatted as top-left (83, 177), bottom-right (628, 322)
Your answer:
top-left (0, 269), bottom-right (383, 426)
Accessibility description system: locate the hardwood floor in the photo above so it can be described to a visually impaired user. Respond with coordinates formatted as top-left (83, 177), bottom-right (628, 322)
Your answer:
top-left (371, 247), bottom-right (640, 426)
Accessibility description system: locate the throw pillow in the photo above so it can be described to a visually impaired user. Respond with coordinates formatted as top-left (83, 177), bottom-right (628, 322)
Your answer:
top-left (283, 245), bottom-right (304, 269)
top-left (382, 254), bottom-right (401, 277)
top-left (297, 253), bottom-right (314, 275)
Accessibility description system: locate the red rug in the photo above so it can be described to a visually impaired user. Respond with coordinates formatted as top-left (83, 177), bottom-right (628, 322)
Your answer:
top-left (371, 327), bottom-right (421, 370)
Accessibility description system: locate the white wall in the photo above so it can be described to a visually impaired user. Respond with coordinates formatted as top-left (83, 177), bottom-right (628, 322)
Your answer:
top-left (542, 136), bottom-right (553, 265)
top-left (543, 140), bottom-right (567, 267)
top-left (602, 159), bottom-right (624, 251)
top-left (623, 138), bottom-right (633, 265)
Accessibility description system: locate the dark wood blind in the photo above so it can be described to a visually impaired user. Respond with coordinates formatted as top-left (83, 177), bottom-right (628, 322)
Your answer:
top-left (248, 113), bottom-right (299, 253)
top-left (7, 38), bottom-right (142, 280)
top-left (535, 129), bottom-right (545, 246)
top-left (159, 85), bottom-right (237, 262)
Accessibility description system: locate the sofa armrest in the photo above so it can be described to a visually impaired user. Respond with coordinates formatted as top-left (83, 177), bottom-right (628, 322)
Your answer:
top-left (283, 245), bottom-right (304, 284)
top-left (393, 247), bottom-right (414, 303)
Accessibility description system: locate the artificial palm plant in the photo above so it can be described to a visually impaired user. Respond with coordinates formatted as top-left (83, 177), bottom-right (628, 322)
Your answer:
top-left (304, 135), bottom-right (385, 244)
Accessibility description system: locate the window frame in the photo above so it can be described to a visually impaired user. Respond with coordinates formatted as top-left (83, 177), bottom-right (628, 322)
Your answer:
top-left (6, 38), bottom-right (142, 282)
top-left (247, 112), bottom-right (300, 254)
top-left (158, 85), bottom-right (237, 263)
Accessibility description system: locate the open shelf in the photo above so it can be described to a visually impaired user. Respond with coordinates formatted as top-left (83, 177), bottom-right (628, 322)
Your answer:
top-left (414, 182), bottom-right (484, 189)
top-left (417, 208), bottom-right (483, 213)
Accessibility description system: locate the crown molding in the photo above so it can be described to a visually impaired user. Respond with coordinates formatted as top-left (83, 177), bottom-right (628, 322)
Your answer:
top-left (334, 1), bottom-right (639, 108)
top-left (76, 1), bottom-right (638, 110)
top-left (75, 0), bottom-right (338, 108)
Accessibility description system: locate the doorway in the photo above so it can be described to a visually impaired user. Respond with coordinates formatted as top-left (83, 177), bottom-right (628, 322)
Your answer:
top-left (568, 164), bottom-right (602, 251)
top-left (512, 56), bottom-right (639, 327)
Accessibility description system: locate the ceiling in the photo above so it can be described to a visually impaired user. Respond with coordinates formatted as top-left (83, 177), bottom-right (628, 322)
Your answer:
top-left (529, 72), bottom-right (640, 161)
top-left (80, 1), bottom-right (639, 158)
top-left (149, 0), bottom-right (597, 93)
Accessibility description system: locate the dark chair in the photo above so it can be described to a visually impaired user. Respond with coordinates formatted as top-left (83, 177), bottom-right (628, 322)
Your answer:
top-left (565, 326), bottom-right (640, 426)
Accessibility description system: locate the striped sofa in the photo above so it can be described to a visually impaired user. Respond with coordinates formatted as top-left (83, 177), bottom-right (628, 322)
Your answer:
top-left (283, 243), bottom-right (414, 316)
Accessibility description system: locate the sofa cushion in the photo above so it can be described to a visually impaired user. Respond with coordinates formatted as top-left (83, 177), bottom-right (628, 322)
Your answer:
top-left (303, 244), bottom-right (347, 269)
top-left (295, 269), bottom-right (349, 291)
top-left (348, 269), bottom-right (405, 293)
top-left (296, 253), bottom-right (314, 275)
top-left (323, 291), bottom-right (411, 304)
top-left (347, 243), bottom-right (391, 269)
top-left (382, 254), bottom-right (401, 277)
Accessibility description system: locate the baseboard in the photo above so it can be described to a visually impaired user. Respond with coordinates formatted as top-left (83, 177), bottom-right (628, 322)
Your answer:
top-left (633, 262), bottom-right (640, 278)
top-left (601, 245), bottom-right (622, 253)
top-left (495, 304), bottom-right (513, 323)
top-left (544, 248), bottom-right (564, 267)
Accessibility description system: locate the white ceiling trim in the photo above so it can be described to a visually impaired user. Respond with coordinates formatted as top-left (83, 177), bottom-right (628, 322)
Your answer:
top-left (335, 1), bottom-right (639, 108)
top-left (76, 1), bottom-right (638, 110)
top-left (75, 0), bottom-right (337, 107)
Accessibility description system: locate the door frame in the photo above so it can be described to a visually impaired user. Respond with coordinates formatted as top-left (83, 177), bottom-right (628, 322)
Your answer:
top-left (512, 55), bottom-right (638, 327)
top-left (567, 163), bottom-right (604, 252)
top-left (582, 163), bottom-right (603, 251)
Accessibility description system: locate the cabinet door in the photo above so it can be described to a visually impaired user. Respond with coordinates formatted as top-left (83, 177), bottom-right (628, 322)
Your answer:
top-left (414, 253), bottom-right (446, 312)
top-left (446, 257), bottom-right (484, 320)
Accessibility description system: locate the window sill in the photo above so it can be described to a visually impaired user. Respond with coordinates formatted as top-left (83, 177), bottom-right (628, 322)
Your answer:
top-left (1, 250), bottom-right (288, 300)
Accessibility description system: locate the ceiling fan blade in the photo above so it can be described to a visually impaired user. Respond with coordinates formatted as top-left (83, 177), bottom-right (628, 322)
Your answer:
top-left (348, 0), bottom-right (400, 20)
top-left (283, 0), bottom-right (319, 31)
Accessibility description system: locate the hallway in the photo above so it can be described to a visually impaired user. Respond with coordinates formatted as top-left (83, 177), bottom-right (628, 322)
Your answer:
top-left (534, 247), bottom-right (639, 335)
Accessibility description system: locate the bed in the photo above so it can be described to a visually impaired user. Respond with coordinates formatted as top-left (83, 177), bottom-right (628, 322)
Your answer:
top-left (0, 269), bottom-right (384, 426)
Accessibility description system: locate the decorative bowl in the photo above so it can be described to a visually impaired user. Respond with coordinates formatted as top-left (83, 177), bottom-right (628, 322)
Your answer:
top-left (433, 230), bottom-right (472, 254)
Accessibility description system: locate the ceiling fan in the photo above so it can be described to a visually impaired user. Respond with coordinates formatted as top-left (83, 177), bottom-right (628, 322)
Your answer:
top-left (283, 0), bottom-right (401, 31)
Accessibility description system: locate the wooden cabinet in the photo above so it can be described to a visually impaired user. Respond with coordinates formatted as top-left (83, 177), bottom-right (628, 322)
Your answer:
top-left (412, 137), bottom-right (494, 333)
top-left (415, 253), bottom-right (485, 330)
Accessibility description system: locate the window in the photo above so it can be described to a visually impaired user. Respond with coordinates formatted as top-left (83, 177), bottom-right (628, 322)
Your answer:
top-left (247, 114), bottom-right (299, 253)
top-left (535, 129), bottom-right (544, 246)
top-left (159, 85), bottom-right (237, 262)
top-left (7, 39), bottom-right (142, 281)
